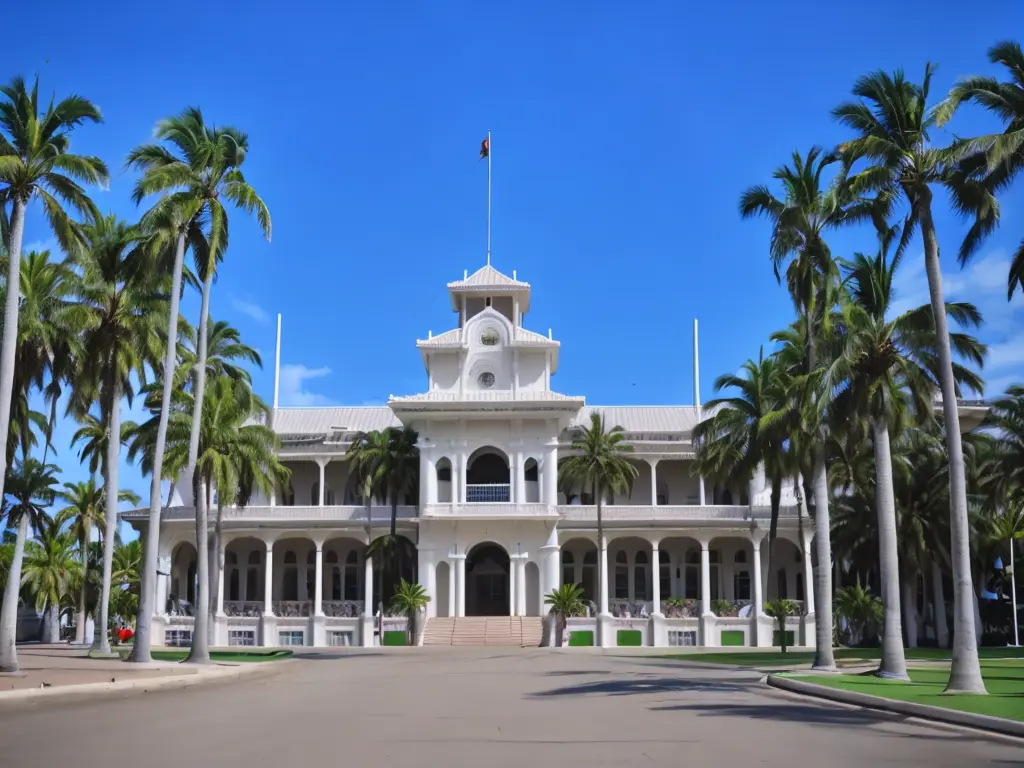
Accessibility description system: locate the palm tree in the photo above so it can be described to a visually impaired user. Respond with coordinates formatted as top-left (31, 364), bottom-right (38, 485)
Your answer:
top-left (834, 585), bottom-right (883, 647)
top-left (111, 539), bottom-right (142, 625)
top-left (0, 457), bottom-right (60, 671)
top-left (739, 148), bottom-right (874, 670)
top-left (22, 515), bottom-right (79, 643)
top-left (388, 579), bottom-right (430, 645)
top-left (826, 244), bottom-right (986, 678)
top-left (558, 412), bottom-right (638, 644)
top-left (68, 215), bottom-right (164, 656)
top-left (176, 320), bottom-right (261, 390)
top-left (56, 479), bottom-right (139, 644)
top-left (127, 109), bottom-right (270, 663)
top-left (937, 40), bottom-right (1024, 299)
top-left (0, 75), bottom-right (107, 505)
top-left (0, 250), bottom-right (80, 468)
top-left (544, 583), bottom-right (586, 646)
top-left (347, 427), bottom-right (419, 595)
top-left (834, 67), bottom-right (996, 693)
top-left (984, 386), bottom-right (1024, 495)
top-left (693, 352), bottom-right (793, 602)
top-left (141, 375), bottom-right (283, 662)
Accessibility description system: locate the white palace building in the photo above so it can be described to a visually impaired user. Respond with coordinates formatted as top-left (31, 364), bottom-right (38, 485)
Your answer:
top-left (124, 263), bottom-right (815, 650)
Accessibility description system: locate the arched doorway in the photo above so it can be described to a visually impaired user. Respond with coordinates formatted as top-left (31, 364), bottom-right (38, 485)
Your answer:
top-left (466, 542), bottom-right (509, 616)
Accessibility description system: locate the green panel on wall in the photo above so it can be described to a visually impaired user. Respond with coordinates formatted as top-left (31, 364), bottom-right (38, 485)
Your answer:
top-left (772, 630), bottom-right (795, 646)
top-left (721, 630), bottom-right (746, 647)
top-left (617, 629), bottom-right (643, 646)
top-left (568, 630), bottom-right (595, 647)
top-left (382, 631), bottom-right (407, 646)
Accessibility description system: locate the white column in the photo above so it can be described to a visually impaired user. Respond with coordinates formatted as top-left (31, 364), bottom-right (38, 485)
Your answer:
top-left (516, 557), bottom-right (527, 616)
top-left (509, 557), bottom-right (518, 616)
top-left (448, 561), bottom-right (456, 617)
top-left (269, 481), bottom-right (277, 507)
top-left (313, 542), bottom-right (324, 616)
top-left (508, 454), bottom-right (516, 503)
top-left (216, 541), bottom-right (226, 616)
top-left (156, 554), bottom-right (170, 615)
top-left (459, 450), bottom-right (468, 504)
top-left (540, 525), bottom-right (560, 603)
top-left (649, 459), bottom-right (659, 506)
top-left (317, 459), bottom-right (326, 506)
top-left (515, 450), bottom-right (526, 504)
top-left (364, 556), bottom-right (374, 617)
top-left (752, 535), bottom-right (764, 615)
top-left (454, 555), bottom-right (467, 617)
top-left (651, 543), bottom-right (662, 616)
top-left (700, 541), bottom-right (712, 616)
top-left (802, 537), bottom-right (815, 615)
top-left (543, 439), bottom-right (558, 505)
top-left (423, 550), bottom-right (437, 619)
top-left (425, 454), bottom-right (437, 505)
top-left (263, 541), bottom-right (274, 615)
top-left (598, 535), bottom-right (610, 616)
top-left (698, 475), bottom-right (706, 506)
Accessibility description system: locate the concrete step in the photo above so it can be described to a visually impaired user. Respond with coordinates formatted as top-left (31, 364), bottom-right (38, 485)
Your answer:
top-left (424, 616), bottom-right (544, 647)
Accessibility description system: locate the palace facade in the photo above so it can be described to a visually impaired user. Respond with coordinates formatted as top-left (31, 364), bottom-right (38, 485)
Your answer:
top-left (124, 263), bottom-right (814, 649)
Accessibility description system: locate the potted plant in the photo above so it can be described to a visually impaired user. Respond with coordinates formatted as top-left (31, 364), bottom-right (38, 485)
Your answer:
top-left (544, 583), bottom-right (586, 646)
top-left (388, 579), bottom-right (431, 646)
top-left (711, 599), bottom-right (736, 617)
top-left (764, 599), bottom-right (800, 653)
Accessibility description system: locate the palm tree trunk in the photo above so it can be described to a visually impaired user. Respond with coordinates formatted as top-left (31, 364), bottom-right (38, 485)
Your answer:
top-left (209, 499), bottom-right (224, 646)
top-left (870, 418), bottom-right (908, 679)
top-left (919, 193), bottom-right (986, 693)
top-left (74, 522), bottom-right (91, 645)
top-left (1010, 537), bottom-right (1019, 647)
top-left (810, 446), bottom-right (836, 670)
top-left (595, 479), bottom-right (608, 626)
top-left (766, 473), bottom-right (782, 602)
top-left (0, 513), bottom-right (30, 671)
top-left (185, 268), bottom-right (214, 503)
top-left (131, 230), bottom-right (187, 664)
top-left (94, 377), bottom-right (122, 656)
top-left (0, 197), bottom-right (25, 508)
top-left (932, 560), bottom-right (949, 648)
top-left (187, 468), bottom-right (211, 663)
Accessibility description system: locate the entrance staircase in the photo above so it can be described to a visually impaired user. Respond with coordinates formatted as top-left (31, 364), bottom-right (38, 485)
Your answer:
top-left (422, 617), bottom-right (543, 647)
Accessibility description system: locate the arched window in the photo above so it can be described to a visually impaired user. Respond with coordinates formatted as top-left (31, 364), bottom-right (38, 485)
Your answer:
top-left (634, 551), bottom-right (648, 600)
top-left (246, 550), bottom-right (261, 601)
top-left (283, 550), bottom-right (298, 600)
top-left (326, 550), bottom-right (340, 600)
top-left (344, 550), bottom-right (359, 600)
top-left (777, 568), bottom-right (788, 599)
top-left (796, 572), bottom-right (804, 602)
top-left (659, 554), bottom-right (672, 600)
top-left (561, 551), bottom-right (575, 588)
top-left (305, 551), bottom-right (315, 600)
top-left (582, 550), bottom-right (597, 602)
top-left (685, 550), bottom-right (700, 599)
top-left (524, 460), bottom-right (538, 482)
top-left (614, 551), bottom-right (628, 599)
top-left (311, 481), bottom-right (335, 506)
top-left (710, 550), bottom-right (720, 600)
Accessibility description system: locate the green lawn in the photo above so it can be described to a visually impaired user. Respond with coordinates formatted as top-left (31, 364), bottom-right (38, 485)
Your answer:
top-left (117, 649), bottom-right (293, 663)
top-left (789, 661), bottom-right (1024, 723)
top-left (664, 647), bottom-right (1024, 669)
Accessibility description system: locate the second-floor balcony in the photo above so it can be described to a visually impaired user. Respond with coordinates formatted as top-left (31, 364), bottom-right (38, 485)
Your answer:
top-left (121, 505), bottom-right (419, 524)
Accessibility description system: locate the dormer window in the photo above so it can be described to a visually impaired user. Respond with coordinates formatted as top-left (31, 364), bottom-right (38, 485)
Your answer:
top-left (485, 297), bottom-right (492, 307)
top-left (480, 329), bottom-right (499, 346)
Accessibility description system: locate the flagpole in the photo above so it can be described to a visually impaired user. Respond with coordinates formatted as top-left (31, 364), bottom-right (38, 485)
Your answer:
top-left (487, 129), bottom-right (492, 266)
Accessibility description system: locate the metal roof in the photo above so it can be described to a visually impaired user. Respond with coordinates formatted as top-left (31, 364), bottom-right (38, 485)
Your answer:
top-left (575, 406), bottom-right (702, 434)
top-left (272, 407), bottom-right (399, 436)
top-left (447, 264), bottom-right (530, 291)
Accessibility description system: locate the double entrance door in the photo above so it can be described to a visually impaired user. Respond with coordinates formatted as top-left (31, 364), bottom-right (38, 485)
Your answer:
top-left (471, 572), bottom-right (509, 616)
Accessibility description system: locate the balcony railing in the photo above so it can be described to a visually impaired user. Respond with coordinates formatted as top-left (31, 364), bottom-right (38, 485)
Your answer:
top-left (421, 503), bottom-right (558, 519)
top-left (465, 483), bottom-right (510, 502)
top-left (223, 601), bottom-right (263, 617)
top-left (120, 505), bottom-right (418, 523)
top-left (557, 504), bottom-right (793, 522)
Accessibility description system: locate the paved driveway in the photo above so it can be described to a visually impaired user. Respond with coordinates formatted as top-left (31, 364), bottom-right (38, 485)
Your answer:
top-left (0, 648), bottom-right (1020, 767)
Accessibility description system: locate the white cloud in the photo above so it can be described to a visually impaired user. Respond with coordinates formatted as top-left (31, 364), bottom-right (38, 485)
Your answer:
top-left (279, 363), bottom-right (336, 406)
top-left (22, 238), bottom-right (57, 255)
top-left (230, 296), bottom-right (271, 325)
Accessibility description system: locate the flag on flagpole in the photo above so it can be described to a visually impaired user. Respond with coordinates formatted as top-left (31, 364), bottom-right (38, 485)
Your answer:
top-left (479, 136), bottom-right (489, 160)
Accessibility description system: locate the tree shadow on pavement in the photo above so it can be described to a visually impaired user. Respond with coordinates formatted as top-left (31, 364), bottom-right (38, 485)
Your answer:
top-left (531, 677), bottom-right (755, 698)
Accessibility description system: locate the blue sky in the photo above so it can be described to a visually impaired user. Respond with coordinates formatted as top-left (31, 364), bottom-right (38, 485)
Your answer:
top-left (4, 1), bottom-right (1024, 535)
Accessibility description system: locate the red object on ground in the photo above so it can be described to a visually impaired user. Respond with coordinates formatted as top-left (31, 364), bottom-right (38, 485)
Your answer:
top-left (118, 627), bottom-right (134, 643)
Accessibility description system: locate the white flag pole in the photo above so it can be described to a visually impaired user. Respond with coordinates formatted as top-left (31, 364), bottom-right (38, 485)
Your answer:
top-left (487, 129), bottom-right (492, 266)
